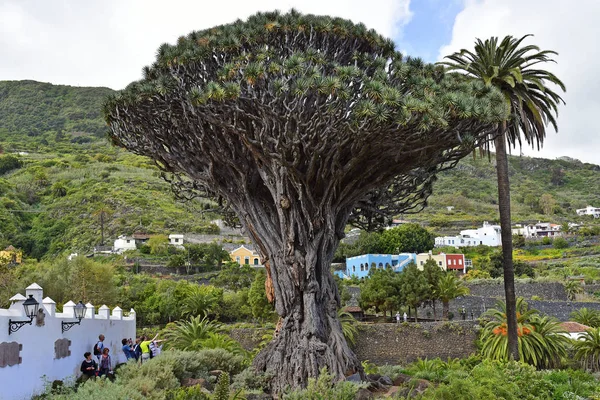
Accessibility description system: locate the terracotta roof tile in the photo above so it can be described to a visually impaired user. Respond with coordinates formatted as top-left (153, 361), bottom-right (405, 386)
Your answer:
top-left (560, 321), bottom-right (591, 333)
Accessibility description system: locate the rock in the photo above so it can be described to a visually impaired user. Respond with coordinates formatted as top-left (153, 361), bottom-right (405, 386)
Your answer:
top-left (181, 377), bottom-right (207, 388)
top-left (367, 380), bottom-right (385, 392)
top-left (209, 369), bottom-right (225, 377)
top-left (345, 372), bottom-right (363, 382)
top-left (367, 373), bottom-right (381, 381)
top-left (378, 375), bottom-right (393, 386)
top-left (391, 373), bottom-right (412, 386)
top-left (355, 388), bottom-right (374, 400)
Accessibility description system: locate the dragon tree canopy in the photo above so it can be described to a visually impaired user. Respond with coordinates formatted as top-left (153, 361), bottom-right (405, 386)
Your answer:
top-left (104, 10), bottom-right (508, 392)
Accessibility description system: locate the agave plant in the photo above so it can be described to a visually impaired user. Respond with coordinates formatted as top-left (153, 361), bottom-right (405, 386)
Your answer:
top-left (480, 298), bottom-right (570, 368)
top-left (574, 327), bottom-right (600, 372)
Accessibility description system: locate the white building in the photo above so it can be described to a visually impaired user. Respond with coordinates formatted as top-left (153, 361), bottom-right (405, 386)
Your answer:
top-left (113, 235), bottom-right (137, 253)
top-left (0, 283), bottom-right (135, 400)
top-left (576, 205), bottom-right (600, 218)
top-left (169, 234), bottom-right (185, 249)
top-left (435, 221), bottom-right (501, 247)
top-left (512, 222), bottom-right (562, 238)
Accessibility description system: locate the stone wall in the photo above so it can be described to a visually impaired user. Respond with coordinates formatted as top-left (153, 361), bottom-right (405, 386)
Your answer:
top-left (228, 328), bottom-right (272, 351)
top-left (351, 321), bottom-right (478, 365)
top-left (466, 282), bottom-right (567, 301)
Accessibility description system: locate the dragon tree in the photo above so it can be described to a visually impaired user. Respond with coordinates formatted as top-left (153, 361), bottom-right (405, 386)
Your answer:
top-left (104, 10), bottom-right (507, 392)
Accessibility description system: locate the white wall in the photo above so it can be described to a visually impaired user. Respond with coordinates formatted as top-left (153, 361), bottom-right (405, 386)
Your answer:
top-left (0, 284), bottom-right (135, 400)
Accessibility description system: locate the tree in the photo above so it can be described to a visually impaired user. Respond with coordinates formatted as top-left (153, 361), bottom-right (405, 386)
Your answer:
top-left (574, 327), bottom-right (600, 372)
top-left (422, 258), bottom-right (444, 320)
top-left (104, 11), bottom-right (505, 391)
top-left (398, 263), bottom-right (429, 321)
top-left (147, 234), bottom-right (169, 256)
top-left (480, 298), bottom-right (569, 369)
top-left (92, 206), bottom-right (113, 246)
top-left (181, 285), bottom-right (222, 318)
top-left (379, 223), bottom-right (434, 254)
top-left (441, 35), bottom-right (565, 361)
top-left (436, 273), bottom-right (469, 319)
top-left (564, 280), bottom-right (583, 301)
top-left (359, 268), bottom-right (400, 317)
top-left (539, 193), bottom-right (557, 215)
top-left (212, 263), bottom-right (256, 291)
top-left (571, 308), bottom-right (600, 328)
top-left (248, 269), bottom-right (276, 321)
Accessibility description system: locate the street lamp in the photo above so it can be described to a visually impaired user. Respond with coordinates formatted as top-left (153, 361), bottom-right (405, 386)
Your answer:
top-left (62, 301), bottom-right (87, 333)
top-left (8, 295), bottom-right (39, 335)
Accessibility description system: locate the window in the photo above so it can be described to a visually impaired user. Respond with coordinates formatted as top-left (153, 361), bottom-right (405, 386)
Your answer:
top-left (379, 263), bottom-right (383, 268)
top-left (126, 240), bottom-right (130, 243)
top-left (174, 238), bottom-right (179, 242)
top-left (385, 263), bottom-right (391, 269)
top-left (458, 259), bottom-right (463, 265)
top-left (254, 258), bottom-right (259, 265)
top-left (420, 261), bottom-right (424, 266)
top-left (236, 256), bottom-right (240, 263)
top-left (244, 256), bottom-right (250, 264)
top-left (353, 266), bottom-right (356, 272)
top-left (438, 261), bottom-right (442, 266)
top-left (360, 264), bottom-right (364, 271)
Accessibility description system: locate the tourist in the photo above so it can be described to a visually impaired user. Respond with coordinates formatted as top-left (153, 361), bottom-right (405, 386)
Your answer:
top-left (132, 337), bottom-right (142, 362)
top-left (395, 312), bottom-right (401, 324)
top-left (121, 338), bottom-right (135, 361)
top-left (98, 348), bottom-right (113, 378)
top-left (93, 334), bottom-right (106, 360)
top-left (403, 312), bottom-right (408, 322)
top-left (140, 333), bottom-right (159, 362)
top-left (150, 338), bottom-right (165, 358)
top-left (80, 352), bottom-right (97, 382)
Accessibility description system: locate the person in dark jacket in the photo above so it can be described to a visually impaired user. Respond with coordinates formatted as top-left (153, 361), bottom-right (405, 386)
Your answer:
top-left (80, 352), bottom-right (97, 382)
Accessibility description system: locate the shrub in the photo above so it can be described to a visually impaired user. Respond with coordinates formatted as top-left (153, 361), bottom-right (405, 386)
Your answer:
top-left (283, 368), bottom-right (366, 400)
top-left (553, 237), bottom-right (569, 249)
top-left (541, 236), bottom-right (553, 245)
top-left (232, 368), bottom-right (272, 392)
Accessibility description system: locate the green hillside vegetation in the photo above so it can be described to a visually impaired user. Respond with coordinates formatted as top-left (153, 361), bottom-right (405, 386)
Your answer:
top-left (0, 81), bottom-right (218, 259)
top-left (0, 80), bottom-right (598, 261)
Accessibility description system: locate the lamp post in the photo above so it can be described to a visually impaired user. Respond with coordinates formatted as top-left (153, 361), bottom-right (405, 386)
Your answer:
top-left (8, 295), bottom-right (39, 335)
top-left (62, 301), bottom-right (87, 333)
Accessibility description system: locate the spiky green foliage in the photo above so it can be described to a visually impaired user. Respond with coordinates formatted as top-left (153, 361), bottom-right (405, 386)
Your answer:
top-left (571, 308), bottom-right (600, 329)
top-left (479, 298), bottom-right (570, 368)
top-left (436, 273), bottom-right (469, 319)
top-left (212, 372), bottom-right (230, 400)
top-left (564, 280), bottom-right (584, 301)
top-left (163, 315), bottom-right (221, 351)
top-left (439, 35), bottom-right (565, 151)
top-left (337, 310), bottom-right (358, 346)
top-left (574, 327), bottom-right (600, 372)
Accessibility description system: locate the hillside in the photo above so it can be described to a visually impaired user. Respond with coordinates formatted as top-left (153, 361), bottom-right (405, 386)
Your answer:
top-left (0, 80), bottom-right (598, 259)
top-left (0, 81), bottom-right (218, 259)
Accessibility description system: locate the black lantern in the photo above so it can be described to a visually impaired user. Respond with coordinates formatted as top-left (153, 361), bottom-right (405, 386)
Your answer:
top-left (8, 295), bottom-right (39, 335)
top-left (62, 301), bottom-right (87, 333)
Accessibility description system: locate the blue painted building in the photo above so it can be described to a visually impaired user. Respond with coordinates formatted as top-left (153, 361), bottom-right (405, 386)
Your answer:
top-left (336, 253), bottom-right (417, 279)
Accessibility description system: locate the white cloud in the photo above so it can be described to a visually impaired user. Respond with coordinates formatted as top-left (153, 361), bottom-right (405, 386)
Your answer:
top-left (438, 0), bottom-right (600, 165)
top-left (0, 0), bottom-right (411, 90)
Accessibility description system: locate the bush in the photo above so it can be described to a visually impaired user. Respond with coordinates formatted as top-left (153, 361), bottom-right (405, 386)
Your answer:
top-left (541, 236), bottom-right (553, 245)
top-left (283, 368), bottom-right (366, 400)
top-left (553, 237), bottom-right (569, 249)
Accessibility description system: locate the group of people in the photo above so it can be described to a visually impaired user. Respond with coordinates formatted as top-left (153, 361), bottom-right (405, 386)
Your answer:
top-left (80, 333), bottom-right (165, 382)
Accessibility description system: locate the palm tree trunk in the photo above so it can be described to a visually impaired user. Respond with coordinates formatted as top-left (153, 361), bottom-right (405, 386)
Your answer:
top-left (443, 300), bottom-right (449, 320)
top-left (495, 134), bottom-right (519, 361)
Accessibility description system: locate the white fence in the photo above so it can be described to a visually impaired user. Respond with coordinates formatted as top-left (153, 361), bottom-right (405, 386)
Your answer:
top-left (0, 283), bottom-right (136, 400)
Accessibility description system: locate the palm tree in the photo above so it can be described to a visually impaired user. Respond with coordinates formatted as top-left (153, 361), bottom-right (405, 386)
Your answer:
top-left (436, 273), bottom-right (469, 319)
top-left (440, 35), bottom-right (566, 360)
top-left (163, 315), bottom-right (221, 351)
top-left (571, 308), bottom-right (600, 328)
top-left (564, 280), bottom-right (584, 301)
top-left (574, 327), bottom-right (600, 372)
top-left (480, 298), bottom-right (570, 368)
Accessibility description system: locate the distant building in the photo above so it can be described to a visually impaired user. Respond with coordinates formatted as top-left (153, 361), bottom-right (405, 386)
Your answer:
top-left (338, 251), bottom-right (465, 279)
top-left (576, 205), bottom-right (600, 218)
top-left (512, 222), bottom-right (562, 238)
top-left (230, 245), bottom-right (262, 267)
top-left (113, 235), bottom-right (137, 254)
top-left (435, 221), bottom-right (501, 247)
top-left (0, 245), bottom-right (22, 265)
top-left (169, 234), bottom-right (185, 249)
top-left (560, 321), bottom-right (591, 340)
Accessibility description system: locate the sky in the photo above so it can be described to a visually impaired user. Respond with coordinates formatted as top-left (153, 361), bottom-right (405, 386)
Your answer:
top-left (0, 0), bottom-right (598, 164)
